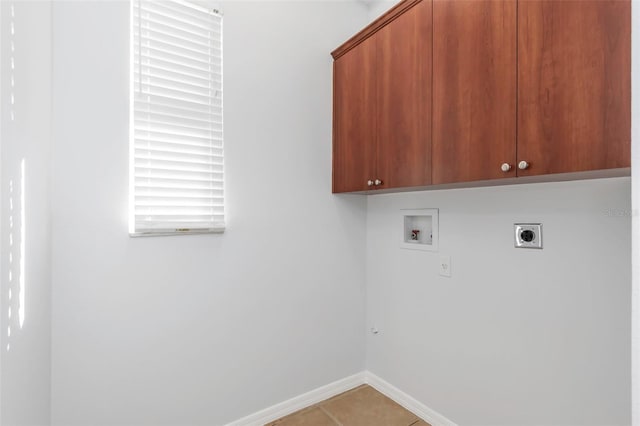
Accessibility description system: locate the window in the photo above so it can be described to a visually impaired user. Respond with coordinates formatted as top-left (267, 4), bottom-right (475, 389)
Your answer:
top-left (130, 0), bottom-right (224, 236)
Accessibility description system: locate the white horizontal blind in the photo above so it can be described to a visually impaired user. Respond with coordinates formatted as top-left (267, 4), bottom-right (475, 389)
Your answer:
top-left (131, 0), bottom-right (224, 235)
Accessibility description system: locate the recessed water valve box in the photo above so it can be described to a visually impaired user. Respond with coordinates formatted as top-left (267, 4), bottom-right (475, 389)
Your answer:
top-left (514, 223), bottom-right (542, 249)
top-left (400, 208), bottom-right (439, 251)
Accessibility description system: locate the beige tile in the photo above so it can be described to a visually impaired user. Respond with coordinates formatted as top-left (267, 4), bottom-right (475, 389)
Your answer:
top-left (266, 407), bottom-right (337, 426)
top-left (321, 385), bottom-right (420, 426)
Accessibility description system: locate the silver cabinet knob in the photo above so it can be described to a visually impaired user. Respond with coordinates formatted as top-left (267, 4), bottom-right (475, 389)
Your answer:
top-left (374, 179), bottom-right (383, 186)
top-left (367, 180), bottom-right (374, 187)
top-left (518, 161), bottom-right (530, 170)
top-left (501, 163), bottom-right (512, 172)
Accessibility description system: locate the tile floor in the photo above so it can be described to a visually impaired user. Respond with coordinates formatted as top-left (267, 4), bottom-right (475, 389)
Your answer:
top-left (267, 385), bottom-right (430, 426)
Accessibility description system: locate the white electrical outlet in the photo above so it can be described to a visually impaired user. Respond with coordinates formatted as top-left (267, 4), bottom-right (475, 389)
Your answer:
top-left (439, 256), bottom-right (451, 277)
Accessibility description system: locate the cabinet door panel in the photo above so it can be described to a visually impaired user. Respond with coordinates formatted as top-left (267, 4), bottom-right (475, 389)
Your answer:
top-left (376, 0), bottom-right (432, 189)
top-left (432, 0), bottom-right (517, 184)
top-left (518, 0), bottom-right (631, 176)
top-left (332, 37), bottom-right (377, 193)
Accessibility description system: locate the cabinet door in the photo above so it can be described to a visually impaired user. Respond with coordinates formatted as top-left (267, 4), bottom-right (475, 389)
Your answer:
top-left (376, 0), bottom-right (432, 189)
top-left (432, 0), bottom-right (517, 184)
top-left (518, 0), bottom-right (630, 176)
top-left (332, 37), bottom-right (377, 193)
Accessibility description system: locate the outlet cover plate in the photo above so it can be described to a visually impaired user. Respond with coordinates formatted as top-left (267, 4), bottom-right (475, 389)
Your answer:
top-left (439, 255), bottom-right (451, 277)
top-left (514, 223), bottom-right (542, 249)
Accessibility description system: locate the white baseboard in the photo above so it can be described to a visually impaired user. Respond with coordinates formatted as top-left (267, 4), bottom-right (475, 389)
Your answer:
top-left (225, 372), bottom-right (366, 426)
top-left (364, 371), bottom-right (457, 426)
top-left (224, 370), bottom-right (456, 426)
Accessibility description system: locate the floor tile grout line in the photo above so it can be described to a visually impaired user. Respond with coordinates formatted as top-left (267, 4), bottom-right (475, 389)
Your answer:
top-left (267, 384), bottom-right (425, 426)
top-left (318, 405), bottom-right (343, 426)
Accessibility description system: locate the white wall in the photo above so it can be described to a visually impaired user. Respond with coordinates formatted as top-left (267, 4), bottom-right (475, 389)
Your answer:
top-left (45, 1), bottom-right (638, 426)
top-left (368, 0), bottom-right (637, 421)
top-left (0, 1), bottom-right (52, 425)
top-left (366, 178), bottom-right (631, 425)
top-left (632, 0), bottom-right (639, 423)
top-left (50, 1), bottom-right (369, 425)
top-left (366, 0), bottom-right (395, 20)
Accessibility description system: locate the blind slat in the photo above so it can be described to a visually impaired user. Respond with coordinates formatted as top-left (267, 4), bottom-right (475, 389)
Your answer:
top-left (138, 43), bottom-right (221, 68)
top-left (134, 63), bottom-right (219, 90)
top-left (133, 16), bottom-right (218, 48)
top-left (138, 28), bottom-right (222, 54)
top-left (136, 25), bottom-right (221, 53)
top-left (135, 155), bottom-right (224, 170)
top-left (145, 1), bottom-right (221, 27)
top-left (135, 124), bottom-right (222, 142)
top-left (139, 37), bottom-right (220, 66)
top-left (135, 140), bottom-right (223, 156)
top-left (134, 134), bottom-right (222, 149)
top-left (135, 92), bottom-right (221, 113)
top-left (137, 73), bottom-right (222, 94)
top-left (136, 189), bottom-right (223, 198)
top-left (136, 9), bottom-right (219, 40)
top-left (136, 84), bottom-right (220, 108)
top-left (135, 176), bottom-right (224, 185)
top-left (133, 49), bottom-right (219, 80)
top-left (132, 0), bottom-right (224, 234)
top-left (135, 103), bottom-right (221, 124)
top-left (135, 114), bottom-right (222, 134)
top-left (139, 3), bottom-right (220, 33)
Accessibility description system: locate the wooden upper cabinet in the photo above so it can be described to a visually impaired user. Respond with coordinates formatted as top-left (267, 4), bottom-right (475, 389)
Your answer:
top-left (332, 0), bottom-right (630, 193)
top-left (376, 0), bottom-right (432, 189)
top-left (432, 0), bottom-right (517, 185)
top-left (517, 0), bottom-right (631, 176)
top-left (332, 36), bottom-right (377, 193)
top-left (332, 0), bottom-right (431, 193)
